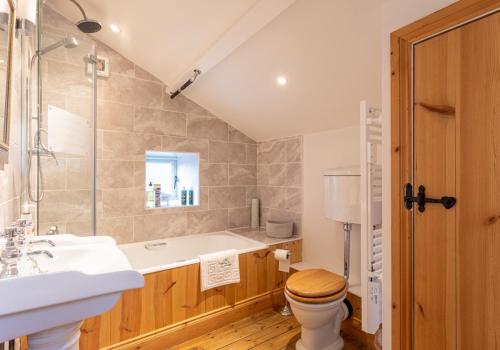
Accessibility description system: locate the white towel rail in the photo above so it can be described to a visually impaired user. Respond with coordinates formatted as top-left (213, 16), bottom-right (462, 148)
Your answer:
top-left (360, 100), bottom-right (383, 334)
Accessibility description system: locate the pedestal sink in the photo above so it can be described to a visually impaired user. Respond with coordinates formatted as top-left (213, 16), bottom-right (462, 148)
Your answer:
top-left (0, 235), bottom-right (144, 350)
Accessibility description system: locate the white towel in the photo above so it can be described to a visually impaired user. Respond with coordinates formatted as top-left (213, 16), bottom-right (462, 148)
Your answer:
top-left (199, 249), bottom-right (240, 292)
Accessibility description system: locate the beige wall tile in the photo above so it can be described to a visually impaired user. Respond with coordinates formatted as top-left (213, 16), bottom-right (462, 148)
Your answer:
top-left (258, 140), bottom-right (286, 164)
top-left (208, 141), bottom-right (228, 163)
top-left (102, 74), bottom-right (162, 108)
top-left (285, 188), bottom-right (302, 213)
top-left (162, 136), bottom-right (209, 161)
top-left (229, 164), bottom-right (257, 186)
top-left (45, 60), bottom-right (93, 98)
top-left (187, 114), bottom-right (228, 141)
top-left (97, 101), bottom-right (134, 132)
top-left (286, 137), bottom-right (302, 162)
top-left (102, 188), bottom-right (136, 217)
top-left (228, 143), bottom-right (247, 164)
top-left (133, 161), bottom-right (145, 188)
top-left (285, 163), bottom-right (302, 187)
top-left (97, 217), bottom-right (134, 243)
top-left (134, 66), bottom-right (161, 82)
top-left (97, 160), bottom-right (134, 189)
top-left (66, 158), bottom-right (91, 190)
top-left (268, 164), bottom-right (286, 186)
top-left (96, 42), bottom-right (135, 77)
top-left (102, 131), bottom-right (162, 160)
top-left (134, 107), bottom-right (186, 137)
top-left (257, 165), bottom-right (269, 186)
top-left (134, 213), bottom-right (187, 241)
top-left (200, 163), bottom-right (228, 186)
top-left (162, 92), bottom-right (210, 115)
top-left (228, 207), bottom-right (251, 228)
top-left (209, 187), bottom-right (246, 209)
top-left (38, 190), bottom-right (92, 223)
top-left (187, 209), bottom-right (228, 234)
top-left (258, 187), bottom-right (285, 209)
top-left (41, 158), bottom-right (66, 190)
top-left (228, 125), bottom-right (255, 144)
top-left (246, 144), bottom-right (257, 164)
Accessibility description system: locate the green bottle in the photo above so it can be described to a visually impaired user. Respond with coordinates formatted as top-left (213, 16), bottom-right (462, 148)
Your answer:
top-left (188, 187), bottom-right (194, 205)
top-left (147, 182), bottom-right (154, 208)
top-left (181, 186), bottom-right (187, 206)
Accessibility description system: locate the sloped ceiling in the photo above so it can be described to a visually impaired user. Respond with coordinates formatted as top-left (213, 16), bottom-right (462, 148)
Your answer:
top-left (49, 0), bottom-right (382, 141)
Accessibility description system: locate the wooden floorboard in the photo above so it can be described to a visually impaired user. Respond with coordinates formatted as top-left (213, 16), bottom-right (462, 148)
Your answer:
top-left (173, 309), bottom-right (371, 350)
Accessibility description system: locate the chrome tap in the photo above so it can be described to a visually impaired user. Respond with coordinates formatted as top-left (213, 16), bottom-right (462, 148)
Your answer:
top-left (46, 225), bottom-right (59, 235)
top-left (1, 226), bottom-right (21, 278)
top-left (30, 239), bottom-right (56, 247)
top-left (27, 250), bottom-right (54, 258)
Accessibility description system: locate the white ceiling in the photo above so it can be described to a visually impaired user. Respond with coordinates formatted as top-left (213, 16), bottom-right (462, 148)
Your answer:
top-left (50, 0), bottom-right (382, 142)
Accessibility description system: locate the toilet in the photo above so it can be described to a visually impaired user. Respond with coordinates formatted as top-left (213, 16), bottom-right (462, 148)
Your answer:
top-left (285, 269), bottom-right (348, 350)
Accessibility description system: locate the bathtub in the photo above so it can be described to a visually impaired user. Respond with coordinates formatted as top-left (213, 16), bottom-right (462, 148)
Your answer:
top-left (119, 231), bottom-right (268, 274)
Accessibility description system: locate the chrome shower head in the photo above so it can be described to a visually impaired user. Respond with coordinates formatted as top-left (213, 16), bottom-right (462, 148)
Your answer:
top-left (38, 36), bottom-right (79, 56)
top-left (76, 18), bottom-right (102, 33)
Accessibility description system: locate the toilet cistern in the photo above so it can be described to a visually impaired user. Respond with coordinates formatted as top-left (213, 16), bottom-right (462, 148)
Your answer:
top-left (323, 167), bottom-right (361, 281)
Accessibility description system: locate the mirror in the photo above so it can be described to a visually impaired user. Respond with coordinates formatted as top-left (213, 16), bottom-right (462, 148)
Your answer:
top-left (0, 0), bottom-right (14, 154)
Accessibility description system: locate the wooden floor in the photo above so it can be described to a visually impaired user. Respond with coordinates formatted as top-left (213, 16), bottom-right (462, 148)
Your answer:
top-left (173, 309), bottom-right (370, 350)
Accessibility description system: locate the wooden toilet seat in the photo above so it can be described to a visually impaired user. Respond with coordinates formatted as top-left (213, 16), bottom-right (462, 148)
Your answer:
top-left (285, 269), bottom-right (347, 304)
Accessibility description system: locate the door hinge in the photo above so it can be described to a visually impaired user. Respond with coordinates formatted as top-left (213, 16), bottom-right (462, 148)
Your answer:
top-left (404, 183), bottom-right (456, 212)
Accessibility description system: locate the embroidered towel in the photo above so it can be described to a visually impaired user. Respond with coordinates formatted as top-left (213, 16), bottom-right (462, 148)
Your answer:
top-left (199, 249), bottom-right (240, 292)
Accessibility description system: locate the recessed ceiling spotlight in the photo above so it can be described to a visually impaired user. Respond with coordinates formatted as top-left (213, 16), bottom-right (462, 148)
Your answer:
top-left (110, 24), bottom-right (121, 33)
top-left (276, 76), bottom-right (287, 86)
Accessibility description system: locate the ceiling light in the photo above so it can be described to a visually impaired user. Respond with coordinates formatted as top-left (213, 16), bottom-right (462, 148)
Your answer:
top-left (276, 76), bottom-right (287, 86)
top-left (110, 24), bottom-right (121, 33)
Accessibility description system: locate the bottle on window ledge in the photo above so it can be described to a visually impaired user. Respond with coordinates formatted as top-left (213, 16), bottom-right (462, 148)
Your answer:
top-left (188, 187), bottom-right (194, 205)
top-left (181, 186), bottom-right (187, 206)
top-left (147, 182), bottom-right (155, 208)
top-left (154, 183), bottom-right (161, 208)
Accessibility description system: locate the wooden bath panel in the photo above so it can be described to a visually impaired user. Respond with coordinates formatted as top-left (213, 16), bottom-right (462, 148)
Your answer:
top-left (79, 240), bottom-right (302, 350)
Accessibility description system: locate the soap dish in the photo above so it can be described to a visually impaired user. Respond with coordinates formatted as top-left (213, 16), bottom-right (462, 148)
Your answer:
top-left (266, 220), bottom-right (293, 238)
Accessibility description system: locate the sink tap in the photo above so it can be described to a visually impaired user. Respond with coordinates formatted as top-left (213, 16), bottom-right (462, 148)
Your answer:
top-left (30, 239), bottom-right (56, 247)
top-left (27, 250), bottom-right (54, 258)
top-left (1, 226), bottom-right (21, 278)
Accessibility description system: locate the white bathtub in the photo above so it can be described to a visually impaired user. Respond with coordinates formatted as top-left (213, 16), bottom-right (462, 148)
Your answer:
top-left (119, 231), bottom-right (268, 274)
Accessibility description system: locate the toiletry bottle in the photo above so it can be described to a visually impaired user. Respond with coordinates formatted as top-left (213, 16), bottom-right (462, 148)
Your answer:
top-left (147, 182), bottom-right (154, 208)
top-left (188, 187), bottom-right (194, 205)
top-left (154, 183), bottom-right (161, 208)
top-left (181, 186), bottom-right (187, 206)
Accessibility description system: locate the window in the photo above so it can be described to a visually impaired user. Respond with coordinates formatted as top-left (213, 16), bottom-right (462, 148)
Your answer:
top-left (145, 151), bottom-right (200, 209)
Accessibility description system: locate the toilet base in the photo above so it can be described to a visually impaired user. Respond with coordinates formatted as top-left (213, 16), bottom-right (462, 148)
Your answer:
top-left (296, 336), bottom-right (344, 350)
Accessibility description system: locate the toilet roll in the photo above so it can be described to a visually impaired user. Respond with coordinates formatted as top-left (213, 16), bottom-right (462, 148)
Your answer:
top-left (251, 198), bottom-right (260, 228)
top-left (274, 249), bottom-right (291, 273)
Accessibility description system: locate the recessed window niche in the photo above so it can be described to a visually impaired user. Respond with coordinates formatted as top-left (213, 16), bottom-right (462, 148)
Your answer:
top-left (145, 151), bottom-right (200, 209)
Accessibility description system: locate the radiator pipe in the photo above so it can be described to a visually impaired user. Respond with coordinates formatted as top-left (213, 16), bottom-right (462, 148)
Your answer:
top-left (169, 69), bottom-right (202, 99)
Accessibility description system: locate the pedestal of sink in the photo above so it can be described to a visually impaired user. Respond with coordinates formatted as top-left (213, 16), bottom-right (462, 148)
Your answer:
top-left (28, 322), bottom-right (82, 350)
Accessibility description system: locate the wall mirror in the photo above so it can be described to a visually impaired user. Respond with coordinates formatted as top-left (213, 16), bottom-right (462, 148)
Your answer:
top-left (0, 0), bottom-right (14, 155)
top-left (145, 151), bottom-right (200, 209)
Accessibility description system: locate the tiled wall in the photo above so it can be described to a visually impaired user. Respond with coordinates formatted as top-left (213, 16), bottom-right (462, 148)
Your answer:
top-left (257, 136), bottom-right (303, 233)
top-left (38, 7), bottom-right (257, 242)
top-left (0, 21), bottom-right (22, 231)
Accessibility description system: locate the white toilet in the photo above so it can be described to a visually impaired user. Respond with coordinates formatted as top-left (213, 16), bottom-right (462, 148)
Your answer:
top-left (285, 269), bottom-right (348, 350)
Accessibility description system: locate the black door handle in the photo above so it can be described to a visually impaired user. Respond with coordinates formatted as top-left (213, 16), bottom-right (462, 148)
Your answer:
top-left (404, 184), bottom-right (456, 212)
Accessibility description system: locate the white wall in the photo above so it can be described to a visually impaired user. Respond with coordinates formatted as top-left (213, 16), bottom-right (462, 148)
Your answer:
top-left (380, 1), bottom-right (457, 348)
top-left (302, 126), bottom-right (361, 291)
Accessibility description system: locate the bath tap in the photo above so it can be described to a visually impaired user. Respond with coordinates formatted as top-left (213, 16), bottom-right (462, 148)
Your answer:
top-left (27, 250), bottom-right (54, 259)
top-left (30, 239), bottom-right (56, 247)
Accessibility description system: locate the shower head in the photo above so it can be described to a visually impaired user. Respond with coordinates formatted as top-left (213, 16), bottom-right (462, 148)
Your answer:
top-left (76, 18), bottom-right (102, 33)
top-left (69, 0), bottom-right (102, 33)
top-left (38, 36), bottom-right (79, 56)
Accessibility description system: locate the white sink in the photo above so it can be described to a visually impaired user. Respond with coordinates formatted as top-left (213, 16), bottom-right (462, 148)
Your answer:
top-left (0, 235), bottom-right (144, 349)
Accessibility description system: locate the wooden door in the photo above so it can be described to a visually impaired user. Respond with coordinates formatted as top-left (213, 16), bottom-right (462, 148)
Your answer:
top-left (412, 11), bottom-right (500, 350)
